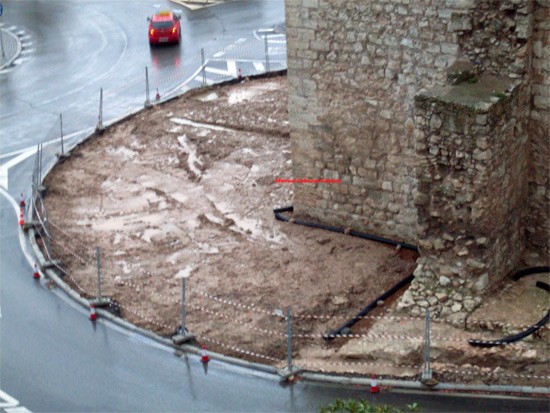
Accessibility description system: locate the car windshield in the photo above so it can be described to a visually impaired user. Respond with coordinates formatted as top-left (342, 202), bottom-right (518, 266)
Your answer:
top-left (152, 21), bottom-right (173, 29)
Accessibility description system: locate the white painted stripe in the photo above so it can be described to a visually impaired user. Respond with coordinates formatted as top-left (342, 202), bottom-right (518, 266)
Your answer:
top-left (212, 51), bottom-right (225, 58)
top-left (6, 407), bottom-right (32, 413)
top-left (268, 46), bottom-right (286, 55)
top-left (21, 42), bottom-right (33, 48)
top-left (0, 148), bottom-right (35, 189)
top-left (13, 59), bottom-right (23, 65)
top-left (0, 389), bottom-right (19, 408)
top-left (19, 35), bottom-right (32, 40)
top-left (227, 60), bottom-right (237, 77)
top-left (235, 38), bottom-right (246, 44)
top-left (7, 26), bottom-right (17, 31)
top-left (205, 66), bottom-right (231, 76)
top-left (253, 62), bottom-right (265, 71)
top-left (20, 49), bottom-right (35, 55)
top-left (0, 68), bottom-right (12, 75)
top-left (16, 30), bottom-right (26, 35)
top-left (257, 28), bottom-right (274, 33)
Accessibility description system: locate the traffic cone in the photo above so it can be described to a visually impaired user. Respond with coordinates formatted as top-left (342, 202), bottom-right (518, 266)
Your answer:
top-left (201, 345), bottom-right (209, 363)
top-left (370, 374), bottom-right (379, 394)
top-left (18, 207), bottom-right (25, 226)
top-left (155, 88), bottom-right (160, 100)
top-left (33, 263), bottom-right (40, 280)
top-left (19, 193), bottom-right (25, 208)
top-left (89, 304), bottom-right (97, 321)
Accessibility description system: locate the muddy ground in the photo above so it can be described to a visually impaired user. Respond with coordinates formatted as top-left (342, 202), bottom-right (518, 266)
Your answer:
top-left (42, 74), bottom-right (549, 387)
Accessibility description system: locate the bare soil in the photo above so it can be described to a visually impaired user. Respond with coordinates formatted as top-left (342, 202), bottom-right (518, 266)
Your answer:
top-left (42, 74), bottom-right (549, 387)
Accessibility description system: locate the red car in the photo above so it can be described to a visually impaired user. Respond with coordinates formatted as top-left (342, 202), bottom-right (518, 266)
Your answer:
top-left (148, 11), bottom-right (181, 46)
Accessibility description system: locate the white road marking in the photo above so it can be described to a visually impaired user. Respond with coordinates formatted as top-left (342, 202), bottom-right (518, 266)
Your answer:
top-left (227, 60), bottom-right (237, 77)
top-left (20, 49), bottom-right (35, 55)
top-left (19, 35), bottom-right (32, 41)
top-left (205, 66), bottom-right (231, 76)
top-left (235, 38), bottom-right (246, 44)
top-left (212, 51), bottom-right (225, 58)
top-left (0, 68), bottom-right (12, 75)
top-left (0, 147), bottom-right (35, 189)
top-left (253, 62), bottom-right (265, 71)
top-left (268, 46), bottom-right (286, 55)
top-left (16, 30), bottom-right (26, 36)
top-left (21, 42), bottom-right (33, 48)
top-left (6, 407), bottom-right (32, 413)
top-left (12, 59), bottom-right (23, 65)
top-left (7, 26), bottom-right (17, 31)
top-left (0, 389), bottom-right (19, 408)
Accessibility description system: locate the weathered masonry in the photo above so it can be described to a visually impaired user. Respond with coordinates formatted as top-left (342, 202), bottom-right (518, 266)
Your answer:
top-left (285, 0), bottom-right (549, 321)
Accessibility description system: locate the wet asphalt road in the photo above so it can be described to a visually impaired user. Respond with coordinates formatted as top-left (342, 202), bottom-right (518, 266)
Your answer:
top-left (0, 0), bottom-right (549, 411)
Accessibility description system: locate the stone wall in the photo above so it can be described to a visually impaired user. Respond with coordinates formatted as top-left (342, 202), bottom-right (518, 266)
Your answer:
top-left (286, 0), bottom-right (549, 316)
top-left (286, 0), bottom-right (466, 242)
top-left (526, 1), bottom-right (550, 261)
top-left (404, 77), bottom-right (530, 322)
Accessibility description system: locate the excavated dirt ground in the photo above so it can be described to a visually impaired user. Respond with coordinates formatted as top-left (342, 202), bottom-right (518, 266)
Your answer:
top-left (42, 74), bottom-right (549, 388)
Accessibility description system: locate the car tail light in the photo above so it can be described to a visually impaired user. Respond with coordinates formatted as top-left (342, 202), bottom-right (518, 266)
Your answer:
top-left (150, 29), bottom-right (154, 36)
top-left (172, 27), bottom-right (176, 34)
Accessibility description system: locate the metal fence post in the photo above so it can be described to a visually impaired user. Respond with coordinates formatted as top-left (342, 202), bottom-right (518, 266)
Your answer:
top-left (264, 34), bottom-right (270, 73)
top-left (421, 309), bottom-right (432, 381)
top-left (181, 275), bottom-right (187, 332)
top-left (145, 66), bottom-right (151, 108)
top-left (96, 246), bottom-right (101, 298)
top-left (286, 307), bottom-right (292, 371)
top-left (201, 48), bottom-right (206, 86)
top-left (96, 88), bottom-right (104, 132)
top-left (59, 113), bottom-right (64, 155)
top-left (0, 29), bottom-right (5, 60)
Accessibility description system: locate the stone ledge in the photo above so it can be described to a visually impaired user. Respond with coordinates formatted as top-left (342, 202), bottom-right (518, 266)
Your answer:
top-left (415, 75), bottom-right (520, 112)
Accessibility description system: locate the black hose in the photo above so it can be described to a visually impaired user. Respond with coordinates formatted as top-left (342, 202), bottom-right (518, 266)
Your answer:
top-left (468, 309), bottom-right (550, 347)
top-left (536, 281), bottom-right (550, 292)
top-left (324, 274), bottom-right (415, 341)
top-left (273, 205), bottom-right (418, 251)
top-left (469, 267), bottom-right (550, 347)
top-left (512, 266), bottom-right (550, 280)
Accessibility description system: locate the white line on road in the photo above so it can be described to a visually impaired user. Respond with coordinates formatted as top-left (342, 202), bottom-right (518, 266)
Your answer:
top-left (227, 60), bottom-right (237, 77)
top-left (253, 62), bottom-right (265, 71)
top-left (204, 66), bottom-right (231, 76)
top-left (212, 51), bottom-right (225, 58)
top-left (235, 38), bottom-right (247, 44)
top-left (0, 389), bottom-right (19, 408)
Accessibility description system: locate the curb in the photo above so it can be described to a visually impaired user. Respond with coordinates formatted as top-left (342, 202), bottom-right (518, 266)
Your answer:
top-left (0, 28), bottom-right (22, 71)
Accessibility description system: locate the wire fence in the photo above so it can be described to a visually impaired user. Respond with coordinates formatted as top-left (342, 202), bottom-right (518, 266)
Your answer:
top-left (24, 33), bottom-right (550, 384)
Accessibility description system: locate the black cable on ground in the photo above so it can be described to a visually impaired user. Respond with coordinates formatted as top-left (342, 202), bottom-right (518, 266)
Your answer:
top-left (536, 281), bottom-right (549, 292)
top-left (273, 205), bottom-right (418, 252)
top-left (275, 206), bottom-right (550, 347)
top-left (323, 274), bottom-right (415, 341)
top-left (512, 266), bottom-right (550, 280)
top-left (468, 309), bottom-right (550, 347)
top-left (469, 267), bottom-right (549, 347)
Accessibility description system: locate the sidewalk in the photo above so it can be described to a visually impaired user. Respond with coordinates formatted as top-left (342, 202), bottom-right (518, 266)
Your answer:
top-left (0, 27), bottom-right (21, 70)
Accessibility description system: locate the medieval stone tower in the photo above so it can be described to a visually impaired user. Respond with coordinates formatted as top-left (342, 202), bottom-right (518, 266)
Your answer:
top-left (285, 0), bottom-right (549, 322)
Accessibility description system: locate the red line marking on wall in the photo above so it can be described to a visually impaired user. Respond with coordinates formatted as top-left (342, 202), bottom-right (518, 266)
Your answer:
top-left (274, 178), bottom-right (342, 184)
